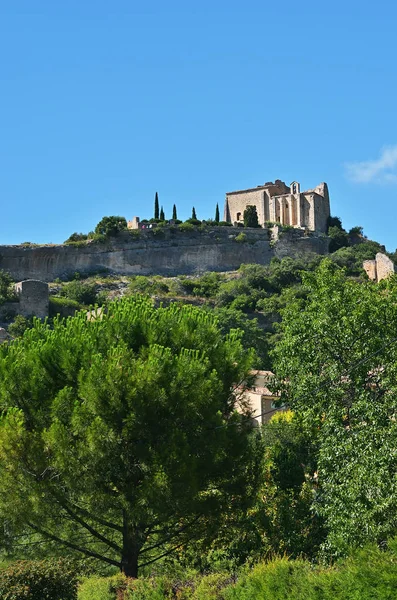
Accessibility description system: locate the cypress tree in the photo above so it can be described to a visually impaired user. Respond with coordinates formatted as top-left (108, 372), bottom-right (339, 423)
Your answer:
top-left (160, 206), bottom-right (165, 221)
top-left (172, 204), bottom-right (177, 220)
top-left (192, 207), bottom-right (197, 220)
top-left (215, 203), bottom-right (220, 223)
top-left (154, 192), bottom-right (159, 220)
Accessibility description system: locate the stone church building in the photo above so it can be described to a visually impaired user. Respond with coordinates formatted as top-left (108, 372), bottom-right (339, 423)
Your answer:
top-left (224, 179), bottom-right (330, 233)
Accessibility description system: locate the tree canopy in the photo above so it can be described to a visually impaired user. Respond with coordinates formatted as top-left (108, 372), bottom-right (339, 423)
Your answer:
top-left (243, 206), bottom-right (259, 228)
top-left (273, 260), bottom-right (397, 555)
top-left (0, 297), bottom-right (261, 576)
top-left (94, 216), bottom-right (127, 237)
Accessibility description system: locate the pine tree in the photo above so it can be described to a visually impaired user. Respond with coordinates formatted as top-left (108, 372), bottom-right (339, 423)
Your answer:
top-left (192, 207), bottom-right (197, 220)
top-left (215, 203), bottom-right (220, 223)
top-left (154, 192), bottom-right (159, 220)
top-left (160, 206), bottom-right (165, 221)
top-left (172, 204), bottom-right (177, 220)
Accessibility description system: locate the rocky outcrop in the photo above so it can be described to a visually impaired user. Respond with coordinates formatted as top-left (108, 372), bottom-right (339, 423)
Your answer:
top-left (0, 227), bottom-right (330, 283)
top-left (363, 253), bottom-right (396, 282)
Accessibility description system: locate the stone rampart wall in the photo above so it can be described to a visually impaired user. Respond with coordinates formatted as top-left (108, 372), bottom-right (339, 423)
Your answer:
top-left (0, 227), bottom-right (329, 282)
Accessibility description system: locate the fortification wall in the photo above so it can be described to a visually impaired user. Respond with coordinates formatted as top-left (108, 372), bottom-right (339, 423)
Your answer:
top-left (0, 227), bottom-right (329, 282)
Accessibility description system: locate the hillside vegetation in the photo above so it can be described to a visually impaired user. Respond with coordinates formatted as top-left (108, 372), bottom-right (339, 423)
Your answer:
top-left (1, 226), bottom-right (397, 598)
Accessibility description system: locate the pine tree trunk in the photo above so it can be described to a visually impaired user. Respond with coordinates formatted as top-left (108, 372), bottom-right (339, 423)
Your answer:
top-left (121, 513), bottom-right (142, 578)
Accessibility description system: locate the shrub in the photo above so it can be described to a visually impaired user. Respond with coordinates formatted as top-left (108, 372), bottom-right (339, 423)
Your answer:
top-left (0, 559), bottom-right (79, 600)
top-left (60, 281), bottom-right (98, 305)
top-left (64, 233), bottom-right (88, 244)
top-left (49, 296), bottom-right (80, 317)
top-left (178, 222), bottom-right (195, 232)
top-left (8, 315), bottom-right (33, 338)
top-left (78, 573), bottom-right (127, 600)
top-left (235, 233), bottom-right (247, 243)
top-left (218, 221), bottom-right (232, 227)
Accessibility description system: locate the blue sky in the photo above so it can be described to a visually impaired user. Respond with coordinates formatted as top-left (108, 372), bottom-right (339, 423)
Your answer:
top-left (1, 0), bottom-right (397, 249)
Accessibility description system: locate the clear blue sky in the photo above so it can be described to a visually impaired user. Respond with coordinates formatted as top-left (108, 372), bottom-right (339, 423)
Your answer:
top-left (1, 1), bottom-right (397, 249)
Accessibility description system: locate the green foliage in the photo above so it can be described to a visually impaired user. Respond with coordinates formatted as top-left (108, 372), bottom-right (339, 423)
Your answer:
top-left (7, 315), bottom-right (33, 338)
top-left (179, 222), bottom-right (195, 232)
top-left (0, 559), bottom-right (78, 600)
top-left (78, 540), bottom-right (397, 599)
top-left (172, 204), bottom-right (177, 220)
top-left (49, 296), bottom-right (80, 317)
top-left (64, 233), bottom-right (88, 245)
top-left (243, 206), bottom-right (259, 228)
top-left (128, 276), bottom-right (170, 295)
top-left (192, 207), bottom-right (197, 220)
top-left (0, 297), bottom-right (260, 576)
top-left (154, 193), bottom-right (159, 220)
top-left (327, 226), bottom-right (349, 252)
top-left (0, 270), bottom-right (15, 305)
top-left (235, 233), bottom-right (247, 243)
top-left (78, 573), bottom-right (126, 600)
top-left (326, 215), bottom-right (343, 232)
top-left (217, 221), bottom-right (232, 227)
top-left (159, 206), bottom-right (165, 221)
top-left (331, 240), bottom-right (385, 275)
top-left (273, 260), bottom-right (397, 556)
top-left (94, 216), bottom-right (127, 237)
top-left (215, 204), bottom-right (220, 223)
top-left (59, 281), bottom-right (98, 305)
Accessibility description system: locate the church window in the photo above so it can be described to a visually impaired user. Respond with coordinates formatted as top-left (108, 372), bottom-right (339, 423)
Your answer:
top-left (236, 212), bottom-right (241, 221)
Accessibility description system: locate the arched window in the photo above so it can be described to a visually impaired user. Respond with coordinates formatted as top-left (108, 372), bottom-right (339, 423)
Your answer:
top-left (236, 212), bottom-right (241, 221)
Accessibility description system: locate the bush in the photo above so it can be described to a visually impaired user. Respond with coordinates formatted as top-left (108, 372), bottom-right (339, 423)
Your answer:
top-left (8, 315), bottom-right (33, 338)
top-left (0, 559), bottom-right (78, 600)
top-left (60, 281), bottom-right (98, 305)
top-left (64, 233), bottom-right (88, 244)
top-left (235, 233), bottom-right (247, 243)
top-left (78, 573), bottom-right (127, 600)
top-left (49, 296), bottom-right (80, 318)
top-left (217, 221), bottom-right (232, 227)
top-left (178, 222), bottom-right (195, 232)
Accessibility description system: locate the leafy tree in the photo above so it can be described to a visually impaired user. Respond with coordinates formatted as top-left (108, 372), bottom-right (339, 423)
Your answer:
top-left (154, 193), bottom-right (159, 220)
top-left (172, 204), bottom-right (177, 220)
top-left (159, 206), bottom-right (165, 221)
top-left (215, 204), bottom-right (220, 223)
top-left (327, 225), bottom-right (349, 252)
top-left (0, 297), bottom-right (261, 577)
top-left (94, 216), bottom-right (127, 237)
top-left (273, 260), bottom-right (397, 556)
top-left (0, 270), bottom-right (15, 305)
top-left (243, 206), bottom-right (259, 228)
top-left (326, 215), bottom-right (343, 233)
top-left (192, 207), bottom-right (197, 220)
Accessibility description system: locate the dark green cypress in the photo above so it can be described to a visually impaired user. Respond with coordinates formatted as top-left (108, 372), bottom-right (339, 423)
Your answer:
top-left (215, 203), bottom-right (220, 223)
top-left (160, 206), bottom-right (165, 221)
top-left (192, 207), bottom-right (197, 220)
top-left (172, 204), bottom-right (177, 220)
top-left (154, 192), bottom-right (159, 220)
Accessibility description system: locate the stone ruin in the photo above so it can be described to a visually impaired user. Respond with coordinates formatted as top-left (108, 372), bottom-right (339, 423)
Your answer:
top-left (363, 253), bottom-right (396, 282)
top-left (14, 279), bottom-right (49, 319)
